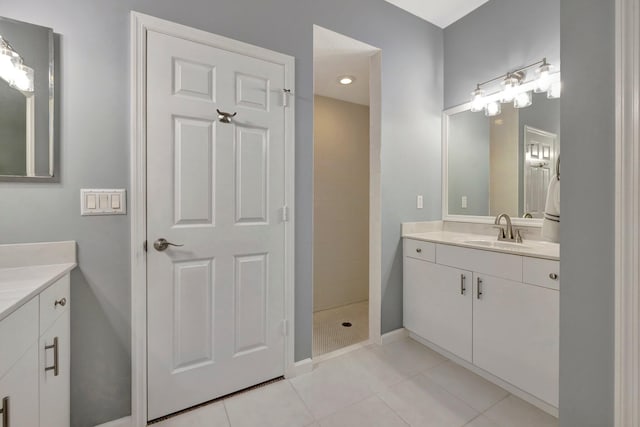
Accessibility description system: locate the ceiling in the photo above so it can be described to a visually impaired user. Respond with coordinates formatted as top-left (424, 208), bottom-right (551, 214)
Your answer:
top-left (313, 26), bottom-right (379, 106)
top-left (384, 0), bottom-right (491, 28)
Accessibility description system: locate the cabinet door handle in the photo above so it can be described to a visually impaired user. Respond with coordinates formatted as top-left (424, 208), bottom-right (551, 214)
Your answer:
top-left (549, 273), bottom-right (558, 280)
top-left (54, 297), bottom-right (67, 307)
top-left (45, 337), bottom-right (59, 376)
top-left (0, 396), bottom-right (8, 427)
top-left (416, 248), bottom-right (422, 253)
top-left (477, 277), bottom-right (483, 299)
top-left (460, 274), bottom-right (466, 295)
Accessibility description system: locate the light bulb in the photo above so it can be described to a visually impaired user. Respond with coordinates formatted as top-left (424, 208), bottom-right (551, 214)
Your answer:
top-left (484, 101), bottom-right (501, 117)
top-left (470, 87), bottom-right (485, 112)
top-left (547, 81), bottom-right (561, 99)
top-left (500, 75), bottom-right (520, 103)
top-left (534, 62), bottom-right (552, 93)
top-left (514, 91), bottom-right (532, 108)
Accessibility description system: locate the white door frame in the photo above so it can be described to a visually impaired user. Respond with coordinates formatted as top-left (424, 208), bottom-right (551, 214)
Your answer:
top-left (129, 12), bottom-right (295, 426)
top-left (614, 0), bottom-right (640, 425)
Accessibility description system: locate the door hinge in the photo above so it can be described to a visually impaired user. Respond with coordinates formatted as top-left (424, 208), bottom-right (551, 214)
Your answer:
top-left (282, 319), bottom-right (289, 336)
top-left (281, 205), bottom-right (289, 222)
top-left (282, 89), bottom-right (292, 107)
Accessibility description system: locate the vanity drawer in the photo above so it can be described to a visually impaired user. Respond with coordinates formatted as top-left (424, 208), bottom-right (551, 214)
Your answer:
top-left (436, 243), bottom-right (522, 282)
top-left (404, 239), bottom-right (436, 262)
top-left (40, 274), bottom-right (70, 333)
top-left (523, 257), bottom-right (560, 290)
top-left (0, 297), bottom-right (38, 380)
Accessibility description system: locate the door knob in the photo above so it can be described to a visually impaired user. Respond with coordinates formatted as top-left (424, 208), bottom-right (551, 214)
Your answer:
top-left (153, 238), bottom-right (184, 252)
top-left (217, 109), bottom-right (237, 123)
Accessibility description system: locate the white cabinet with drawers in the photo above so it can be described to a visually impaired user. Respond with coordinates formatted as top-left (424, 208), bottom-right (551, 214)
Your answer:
top-left (403, 237), bottom-right (559, 410)
top-left (0, 273), bottom-right (71, 427)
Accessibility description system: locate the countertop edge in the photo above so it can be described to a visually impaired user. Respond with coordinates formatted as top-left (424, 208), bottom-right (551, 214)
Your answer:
top-left (403, 233), bottom-right (560, 261)
top-left (0, 263), bottom-right (77, 322)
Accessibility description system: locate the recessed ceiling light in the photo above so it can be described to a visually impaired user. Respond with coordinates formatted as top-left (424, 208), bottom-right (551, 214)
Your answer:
top-left (338, 75), bottom-right (355, 85)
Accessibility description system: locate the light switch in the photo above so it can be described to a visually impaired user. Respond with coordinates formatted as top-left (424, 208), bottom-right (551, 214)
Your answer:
top-left (87, 194), bottom-right (97, 209)
top-left (417, 195), bottom-right (424, 209)
top-left (111, 194), bottom-right (121, 209)
top-left (461, 196), bottom-right (468, 209)
top-left (81, 189), bottom-right (126, 216)
top-left (99, 194), bottom-right (109, 209)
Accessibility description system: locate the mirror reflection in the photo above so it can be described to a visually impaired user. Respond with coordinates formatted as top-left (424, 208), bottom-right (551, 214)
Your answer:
top-left (446, 92), bottom-right (560, 219)
top-left (0, 16), bottom-right (54, 179)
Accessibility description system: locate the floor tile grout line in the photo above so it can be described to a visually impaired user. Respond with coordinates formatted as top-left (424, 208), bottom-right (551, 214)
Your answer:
top-left (375, 389), bottom-right (412, 426)
top-left (479, 393), bottom-right (511, 420)
top-left (417, 363), bottom-right (510, 414)
top-left (221, 400), bottom-right (233, 427)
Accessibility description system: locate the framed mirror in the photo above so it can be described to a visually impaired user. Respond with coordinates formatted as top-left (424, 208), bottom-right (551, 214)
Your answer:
top-left (442, 92), bottom-right (560, 226)
top-left (0, 16), bottom-right (54, 181)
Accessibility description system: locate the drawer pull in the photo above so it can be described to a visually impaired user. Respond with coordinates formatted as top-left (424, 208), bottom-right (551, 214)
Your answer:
top-left (460, 274), bottom-right (466, 295)
top-left (416, 248), bottom-right (422, 253)
top-left (477, 277), bottom-right (483, 299)
top-left (45, 337), bottom-right (60, 376)
top-left (549, 273), bottom-right (558, 280)
top-left (0, 396), bottom-right (8, 427)
top-left (54, 297), bottom-right (67, 308)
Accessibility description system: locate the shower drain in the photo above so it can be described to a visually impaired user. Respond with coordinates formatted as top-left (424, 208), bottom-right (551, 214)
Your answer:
top-left (342, 322), bottom-right (352, 327)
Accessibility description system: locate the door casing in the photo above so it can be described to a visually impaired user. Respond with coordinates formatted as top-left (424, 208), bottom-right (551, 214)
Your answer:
top-left (129, 11), bottom-right (295, 426)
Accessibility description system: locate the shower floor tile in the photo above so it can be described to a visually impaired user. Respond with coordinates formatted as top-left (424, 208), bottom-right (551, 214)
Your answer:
top-left (313, 301), bottom-right (369, 357)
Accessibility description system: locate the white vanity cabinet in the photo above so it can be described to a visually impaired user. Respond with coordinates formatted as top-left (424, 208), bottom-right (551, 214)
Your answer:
top-left (0, 273), bottom-right (71, 427)
top-left (404, 256), bottom-right (473, 362)
top-left (473, 273), bottom-right (559, 406)
top-left (403, 237), bottom-right (559, 410)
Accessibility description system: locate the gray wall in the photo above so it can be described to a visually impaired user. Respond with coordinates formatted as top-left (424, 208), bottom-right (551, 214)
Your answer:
top-left (444, 0), bottom-right (560, 108)
top-left (0, 1), bottom-right (442, 425)
top-left (559, 0), bottom-right (615, 425)
top-left (447, 110), bottom-right (490, 216)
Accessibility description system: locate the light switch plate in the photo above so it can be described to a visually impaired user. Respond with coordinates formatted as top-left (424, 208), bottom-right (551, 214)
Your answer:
top-left (81, 189), bottom-right (126, 216)
top-left (417, 195), bottom-right (424, 209)
top-left (461, 196), bottom-right (468, 209)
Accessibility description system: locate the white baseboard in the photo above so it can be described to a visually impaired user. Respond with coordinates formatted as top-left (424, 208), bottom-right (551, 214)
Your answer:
top-left (94, 416), bottom-right (132, 427)
top-left (285, 357), bottom-right (313, 378)
top-left (408, 332), bottom-right (558, 418)
top-left (381, 327), bottom-right (408, 345)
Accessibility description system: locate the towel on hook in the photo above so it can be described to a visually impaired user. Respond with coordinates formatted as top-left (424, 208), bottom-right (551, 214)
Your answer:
top-left (542, 175), bottom-right (560, 243)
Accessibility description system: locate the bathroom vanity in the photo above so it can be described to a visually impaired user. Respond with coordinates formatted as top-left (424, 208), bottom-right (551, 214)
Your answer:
top-left (0, 242), bottom-right (76, 427)
top-left (403, 227), bottom-right (559, 415)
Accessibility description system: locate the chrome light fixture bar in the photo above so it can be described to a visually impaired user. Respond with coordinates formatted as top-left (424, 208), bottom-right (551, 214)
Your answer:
top-left (469, 58), bottom-right (560, 117)
top-left (0, 35), bottom-right (35, 93)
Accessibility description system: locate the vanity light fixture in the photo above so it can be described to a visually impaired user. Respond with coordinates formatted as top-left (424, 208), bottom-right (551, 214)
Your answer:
top-left (470, 85), bottom-right (485, 112)
top-left (484, 101), bottom-right (501, 117)
top-left (338, 75), bottom-right (355, 85)
top-left (0, 35), bottom-right (35, 93)
top-left (468, 57), bottom-right (560, 117)
top-left (514, 91), bottom-right (533, 109)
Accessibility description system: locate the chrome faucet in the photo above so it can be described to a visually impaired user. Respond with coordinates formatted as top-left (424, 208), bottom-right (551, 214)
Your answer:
top-left (494, 213), bottom-right (523, 243)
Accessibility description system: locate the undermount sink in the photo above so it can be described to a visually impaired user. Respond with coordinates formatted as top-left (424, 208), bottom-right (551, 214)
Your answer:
top-left (463, 240), bottom-right (535, 250)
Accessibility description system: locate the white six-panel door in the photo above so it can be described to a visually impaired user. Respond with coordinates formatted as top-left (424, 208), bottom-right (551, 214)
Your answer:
top-left (146, 30), bottom-right (288, 420)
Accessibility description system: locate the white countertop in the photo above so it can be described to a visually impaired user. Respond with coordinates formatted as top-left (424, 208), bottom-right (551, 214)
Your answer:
top-left (403, 231), bottom-right (559, 261)
top-left (0, 241), bottom-right (77, 322)
top-left (0, 263), bottom-right (76, 322)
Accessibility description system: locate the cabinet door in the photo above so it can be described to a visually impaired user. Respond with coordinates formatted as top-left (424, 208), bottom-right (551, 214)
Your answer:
top-left (473, 274), bottom-right (559, 406)
top-left (404, 257), bottom-right (472, 361)
top-left (0, 344), bottom-right (39, 427)
top-left (39, 310), bottom-right (70, 427)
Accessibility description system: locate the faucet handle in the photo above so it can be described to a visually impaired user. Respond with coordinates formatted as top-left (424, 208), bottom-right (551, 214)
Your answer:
top-left (514, 228), bottom-right (523, 243)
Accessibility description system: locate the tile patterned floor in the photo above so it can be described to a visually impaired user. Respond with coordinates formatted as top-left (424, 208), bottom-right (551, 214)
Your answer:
top-left (154, 337), bottom-right (558, 427)
top-left (312, 301), bottom-right (369, 357)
